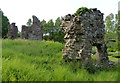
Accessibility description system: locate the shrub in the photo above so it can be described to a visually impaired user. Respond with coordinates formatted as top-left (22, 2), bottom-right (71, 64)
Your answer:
top-left (74, 7), bottom-right (92, 15)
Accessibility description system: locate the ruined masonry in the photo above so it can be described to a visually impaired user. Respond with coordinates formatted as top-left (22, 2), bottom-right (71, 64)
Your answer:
top-left (8, 23), bottom-right (18, 39)
top-left (21, 15), bottom-right (43, 40)
top-left (61, 8), bottom-right (113, 66)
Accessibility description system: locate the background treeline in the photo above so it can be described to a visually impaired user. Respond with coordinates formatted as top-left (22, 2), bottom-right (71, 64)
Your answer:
top-left (26, 17), bottom-right (65, 43)
top-left (104, 12), bottom-right (120, 53)
top-left (0, 9), bottom-right (65, 43)
top-left (1, 10), bottom-right (120, 52)
top-left (40, 18), bottom-right (65, 43)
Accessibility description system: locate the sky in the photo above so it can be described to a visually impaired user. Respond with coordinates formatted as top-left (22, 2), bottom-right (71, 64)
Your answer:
top-left (0, 0), bottom-right (119, 31)
top-left (118, 1), bottom-right (120, 11)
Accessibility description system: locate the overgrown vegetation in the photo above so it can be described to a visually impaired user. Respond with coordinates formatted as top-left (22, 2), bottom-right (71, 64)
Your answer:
top-left (2, 39), bottom-right (119, 81)
top-left (74, 7), bottom-right (92, 15)
top-left (1, 8), bottom-right (120, 81)
top-left (41, 18), bottom-right (65, 43)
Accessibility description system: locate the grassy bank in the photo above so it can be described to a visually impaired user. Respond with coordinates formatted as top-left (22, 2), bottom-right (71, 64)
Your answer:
top-left (2, 39), bottom-right (119, 81)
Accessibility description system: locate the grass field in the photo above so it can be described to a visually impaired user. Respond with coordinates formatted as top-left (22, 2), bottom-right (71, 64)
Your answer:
top-left (2, 39), bottom-right (120, 81)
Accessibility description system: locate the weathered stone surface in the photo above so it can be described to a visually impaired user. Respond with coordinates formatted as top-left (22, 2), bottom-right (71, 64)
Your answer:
top-left (21, 25), bottom-right (30, 39)
top-left (8, 23), bottom-right (18, 39)
top-left (61, 8), bottom-right (112, 66)
top-left (21, 15), bottom-right (43, 40)
top-left (32, 15), bottom-right (40, 25)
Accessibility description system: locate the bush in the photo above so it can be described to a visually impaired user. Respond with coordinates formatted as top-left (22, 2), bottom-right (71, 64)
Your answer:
top-left (74, 7), bottom-right (92, 15)
top-left (43, 31), bottom-right (65, 43)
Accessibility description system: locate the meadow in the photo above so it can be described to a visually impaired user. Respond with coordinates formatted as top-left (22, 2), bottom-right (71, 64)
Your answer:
top-left (2, 39), bottom-right (120, 81)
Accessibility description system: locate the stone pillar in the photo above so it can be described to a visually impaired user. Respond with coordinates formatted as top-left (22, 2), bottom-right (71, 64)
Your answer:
top-left (61, 8), bottom-right (111, 66)
top-left (8, 23), bottom-right (18, 39)
top-left (21, 15), bottom-right (43, 40)
top-left (21, 25), bottom-right (30, 39)
top-left (29, 15), bottom-right (43, 40)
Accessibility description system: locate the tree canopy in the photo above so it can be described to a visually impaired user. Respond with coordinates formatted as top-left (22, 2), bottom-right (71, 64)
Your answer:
top-left (40, 17), bottom-right (64, 43)
top-left (26, 18), bottom-right (32, 26)
top-left (0, 10), bottom-right (10, 38)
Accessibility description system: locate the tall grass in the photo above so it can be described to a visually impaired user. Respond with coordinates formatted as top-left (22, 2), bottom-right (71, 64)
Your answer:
top-left (2, 39), bottom-right (119, 81)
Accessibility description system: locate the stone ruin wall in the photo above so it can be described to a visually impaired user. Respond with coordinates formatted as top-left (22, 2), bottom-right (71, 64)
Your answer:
top-left (61, 8), bottom-right (110, 65)
top-left (8, 23), bottom-right (18, 39)
top-left (21, 15), bottom-right (43, 40)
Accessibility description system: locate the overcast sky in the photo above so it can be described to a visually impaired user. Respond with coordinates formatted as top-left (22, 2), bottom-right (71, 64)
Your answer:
top-left (0, 0), bottom-right (119, 31)
top-left (119, 1), bottom-right (120, 10)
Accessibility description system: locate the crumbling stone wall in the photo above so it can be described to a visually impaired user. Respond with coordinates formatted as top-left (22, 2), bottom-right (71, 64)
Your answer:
top-left (61, 8), bottom-right (110, 66)
top-left (21, 15), bottom-right (43, 40)
top-left (21, 25), bottom-right (30, 39)
top-left (8, 23), bottom-right (18, 39)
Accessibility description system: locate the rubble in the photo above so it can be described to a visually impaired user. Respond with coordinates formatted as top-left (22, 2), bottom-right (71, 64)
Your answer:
top-left (61, 8), bottom-right (111, 66)
top-left (8, 23), bottom-right (18, 39)
top-left (21, 15), bottom-right (43, 40)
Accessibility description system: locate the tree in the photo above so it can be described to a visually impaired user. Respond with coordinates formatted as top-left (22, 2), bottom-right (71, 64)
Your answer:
top-left (117, 11), bottom-right (120, 35)
top-left (55, 17), bottom-right (61, 28)
top-left (41, 19), bottom-right (49, 35)
top-left (118, 11), bottom-right (120, 51)
top-left (26, 18), bottom-right (32, 26)
top-left (42, 18), bottom-right (65, 43)
top-left (114, 14), bottom-right (118, 32)
top-left (104, 13), bottom-right (120, 52)
top-left (105, 13), bottom-right (115, 33)
top-left (0, 9), bottom-right (2, 38)
top-left (54, 17), bottom-right (61, 31)
top-left (105, 13), bottom-right (119, 39)
top-left (0, 10), bottom-right (10, 38)
top-left (54, 17), bottom-right (64, 42)
top-left (47, 19), bottom-right (54, 33)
